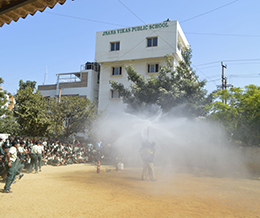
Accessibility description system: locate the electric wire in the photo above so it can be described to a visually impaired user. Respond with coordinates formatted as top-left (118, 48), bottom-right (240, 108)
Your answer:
top-left (117, 0), bottom-right (146, 24)
top-left (19, 2), bottom-right (257, 88)
top-left (45, 10), bottom-right (260, 39)
top-left (61, 0), bottom-right (259, 89)
top-left (117, 0), bottom-right (232, 83)
top-left (196, 59), bottom-right (260, 67)
top-left (43, 2), bottom-right (260, 88)
top-left (180, 0), bottom-right (239, 23)
top-left (185, 32), bottom-right (260, 38)
top-left (46, 12), bottom-right (125, 27)
top-left (2, 1), bottom-right (259, 94)
top-left (229, 74), bottom-right (260, 78)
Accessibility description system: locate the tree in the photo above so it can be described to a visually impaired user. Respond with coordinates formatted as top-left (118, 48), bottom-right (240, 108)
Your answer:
top-left (46, 96), bottom-right (98, 139)
top-left (206, 85), bottom-right (260, 146)
top-left (110, 48), bottom-right (213, 117)
top-left (14, 80), bottom-right (50, 136)
top-left (14, 80), bottom-right (98, 139)
top-left (0, 116), bottom-right (20, 135)
top-left (0, 78), bottom-right (11, 117)
top-left (0, 78), bottom-right (19, 134)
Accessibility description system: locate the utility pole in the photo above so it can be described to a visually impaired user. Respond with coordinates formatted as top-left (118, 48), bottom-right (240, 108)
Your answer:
top-left (224, 77), bottom-right (227, 104)
top-left (58, 89), bottom-right (61, 103)
top-left (216, 62), bottom-right (233, 104)
top-left (221, 62), bottom-right (227, 91)
top-left (221, 62), bottom-right (227, 103)
top-left (56, 89), bottom-right (61, 138)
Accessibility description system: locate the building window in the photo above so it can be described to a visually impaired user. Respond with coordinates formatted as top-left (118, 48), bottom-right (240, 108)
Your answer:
top-left (111, 42), bottom-right (120, 51)
top-left (147, 37), bottom-right (158, 47)
top-left (112, 66), bottom-right (122, 76)
top-left (148, 64), bottom-right (159, 73)
top-left (177, 43), bottom-right (181, 50)
top-left (110, 90), bottom-right (120, 99)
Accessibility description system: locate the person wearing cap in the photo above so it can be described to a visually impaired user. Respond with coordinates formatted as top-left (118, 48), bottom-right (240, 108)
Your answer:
top-left (2, 140), bottom-right (19, 193)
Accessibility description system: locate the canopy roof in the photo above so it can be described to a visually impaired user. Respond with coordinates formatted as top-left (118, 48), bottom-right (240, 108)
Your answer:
top-left (0, 0), bottom-right (66, 27)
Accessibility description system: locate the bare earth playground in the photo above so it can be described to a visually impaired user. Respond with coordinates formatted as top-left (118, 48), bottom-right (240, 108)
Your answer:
top-left (1, 163), bottom-right (259, 218)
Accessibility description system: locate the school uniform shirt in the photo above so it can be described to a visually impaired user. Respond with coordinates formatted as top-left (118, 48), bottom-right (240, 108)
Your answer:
top-left (37, 145), bottom-right (44, 154)
top-left (68, 147), bottom-right (73, 152)
top-left (74, 146), bottom-right (79, 152)
top-left (48, 156), bottom-right (54, 161)
top-left (78, 155), bottom-right (83, 160)
top-left (31, 145), bottom-right (38, 154)
top-left (17, 146), bottom-right (25, 153)
top-left (9, 146), bottom-right (17, 162)
top-left (28, 143), bottom-right (34, 149)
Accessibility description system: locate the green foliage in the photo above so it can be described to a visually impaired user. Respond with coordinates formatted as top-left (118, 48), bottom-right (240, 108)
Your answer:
top-left (206, 85), bottom-right (260, 145)
top-left (2, 79), bottom-right (98, 139)
top-left (18, 80), bottom-right (36, 90)
top-left (46, 96), bottom-right (98, 139)
top-left (110, 48), bottom-right (212, 117)
top-left (0, 78), bottom-right (11, 118)
top-left (0, 116), bottom-right (20, 135)
top-left (0, 78), bottom-right (16, 134)
top-left (14, 80), bottom-right (50, 136)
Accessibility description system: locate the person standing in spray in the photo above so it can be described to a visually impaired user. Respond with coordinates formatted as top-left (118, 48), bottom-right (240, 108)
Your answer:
top-left (139, 140), bottom-right (156, 181)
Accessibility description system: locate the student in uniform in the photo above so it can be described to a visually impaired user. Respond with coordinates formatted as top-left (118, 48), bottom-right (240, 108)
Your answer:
top-left (24, 153), bottom-right (32, 173)
top-left (37, 141), bottom-right (44, 172)
top-left (17, 141), bottom-right (26, 176)
top-left (3, 140), bottom-right (19, 193)
top-left (52, 155), bottom-right (61, 166)
top-left (0, 142), bottom-right (7, 179)
top-left (30, 142), bottom-right (39, 173)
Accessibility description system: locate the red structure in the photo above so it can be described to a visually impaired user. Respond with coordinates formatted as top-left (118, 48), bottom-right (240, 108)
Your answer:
top-left (97, 161), bottom-right (100, 173)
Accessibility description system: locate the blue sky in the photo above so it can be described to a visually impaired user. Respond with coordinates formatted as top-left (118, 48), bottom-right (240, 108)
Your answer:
top-left (1, 0), bottom-right (260, 95)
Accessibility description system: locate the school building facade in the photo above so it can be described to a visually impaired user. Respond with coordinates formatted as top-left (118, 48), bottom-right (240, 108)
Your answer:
top-left (38, 20), bottom-right (189, 115)
top-left (95, 20), bottom-right (189, 114)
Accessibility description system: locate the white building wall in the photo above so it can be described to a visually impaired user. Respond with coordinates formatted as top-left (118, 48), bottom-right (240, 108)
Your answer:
top-left (88, 70), bottom-right (99, 103)
top-left (39, 89), bottom-right (57, 98)
top-left (39, 69), bottom-right (99, 103)
top-left (95, 21), bottom-right (183, 63)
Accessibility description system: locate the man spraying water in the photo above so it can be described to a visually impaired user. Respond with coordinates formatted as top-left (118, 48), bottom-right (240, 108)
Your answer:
top-left (139, 134), bottom-right (157, 181)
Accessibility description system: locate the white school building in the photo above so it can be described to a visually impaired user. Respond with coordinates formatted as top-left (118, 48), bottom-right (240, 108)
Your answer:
top-left (95, 20), bottom-right (189, 114)
top-left (38, 20), bottom-right (189, 115)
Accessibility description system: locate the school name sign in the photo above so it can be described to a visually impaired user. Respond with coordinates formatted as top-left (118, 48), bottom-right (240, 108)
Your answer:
top-left (102, 22), bottom-right (169, 36)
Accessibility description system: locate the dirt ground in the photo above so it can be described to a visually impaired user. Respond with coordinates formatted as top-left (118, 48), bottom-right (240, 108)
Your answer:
top-left (1, 163), bottom-right (260, 218)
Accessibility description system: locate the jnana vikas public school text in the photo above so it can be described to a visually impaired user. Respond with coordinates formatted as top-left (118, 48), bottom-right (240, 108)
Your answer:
top-left (102, 22), bottom-right (169, 36)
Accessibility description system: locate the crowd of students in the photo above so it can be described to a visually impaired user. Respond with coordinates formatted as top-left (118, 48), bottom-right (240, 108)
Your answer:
top-left (0, 137), bottom-right (112, 193)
